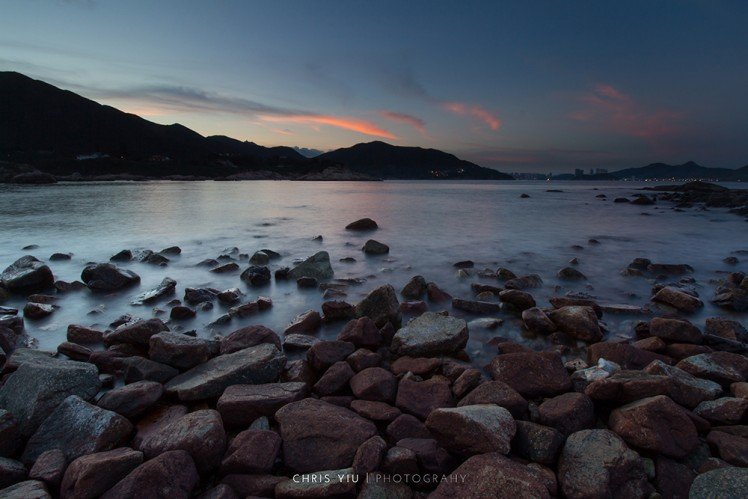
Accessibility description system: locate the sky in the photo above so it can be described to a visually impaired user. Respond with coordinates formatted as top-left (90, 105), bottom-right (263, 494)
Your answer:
top-left (1, 0), bottom-right (747, 173)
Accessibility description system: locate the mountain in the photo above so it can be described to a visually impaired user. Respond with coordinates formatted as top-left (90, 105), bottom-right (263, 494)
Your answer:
top-left (610, 161), bottom-right (747, 181)
top-left (318, 141), bottom-right (513, 180)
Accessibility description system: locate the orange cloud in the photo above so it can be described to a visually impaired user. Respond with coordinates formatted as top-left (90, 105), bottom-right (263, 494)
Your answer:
top-left (442, 102), bottom-right (502, 130)
top-left (259, 114), bottom-right (397, 140)
top-left (380, 111), bottom-right (427, 136)
top-left (572, 83), bottom-right (683, 139)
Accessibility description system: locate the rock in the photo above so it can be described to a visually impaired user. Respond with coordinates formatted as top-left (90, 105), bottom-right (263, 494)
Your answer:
top-left (426, 282), bottom-right (452, 302)
top-left (558, 429), bottom-right (652, 499)
top-left (652, 286), bottom-right (704, 313)
top-left (100, 450), bottom-right (198, 499)
top-left (547, 306), bottom-right (602, 342)
top-left (512, 421), bottom-right (564, 465)
top-left (644, 360), bottom-right (722, 408)
top-left (132, 405), bottom-right (188, 449)
top-left (0, 480), bottom-right (51, 498)
top-left (452, 368), bottom-right (482, 398)
top-left (401, 276), bottom-right (426, 299)
top-left (650, 316), bottom-right (703, 343)
top-left (355, 284), bottom-right (401, 328)
top-left (169, 306), bottom-right (195, 320)
top-left (148, 332), bottom-right (212, 369)
top-left (588, 341), bottom-right (671, 370)
top-left (295, 276), bottom-right (317, 288)
top-left (22, 396), bottom-right (132, 465)
top-left (706, 430), bottom-right (748, 467)
top-left (66, 325), bottom-right (103, 344)
top-left (350, 400), bottom-right (400, 423)
top-left (452, 298), bottom-right (501, 314)
top-left (183, 287), bottom-right (216, 305)
top-left (275, 398), bottom-right (377, 472)
top-left (249, 251), bottom-right (270, 266)
top-left (0, 457), bottom-right (26, 489)
top-left (307, 340), bottom-right (355, 371)
top-left (677, 352), bottom-right (748, 386)
top-left (313, 361), bottom-right (355, 396)
top-left (390, 356), bottom-right (441, 376)
top-left (426, 404), bottom-right (515, 455)
top-left (537, 392), bottom-right (595, 436)
top-left (216, 288), bottom-right (242, 304)
top-left (56, 342), bottom-right (91, 361)
top-left (122, 357), bottom-right (179, 384)
top-left (240, 265), bottom-right (270, 286)
top-left (522, 307), bottom-right (556, 334)
top-left (395, 376), bottom-right (454, 420)
top-left (609, 395), bottom-right (699, 458)
top-left (220, 474), bottom-right (285, 497)
top-left (431, 453), bottom-right (551, 499)
top-left (0, 410), bottom-right (21, 458)
top-left (220, 325), bottom-right (280, 354)
top-left (104, 318), bottom-right (169, 347)
top-left (80, 263), bottom-right (139, 292)
top-left (390, 312), bottom-right (467, 357)
top-left (283, 334), bottom-right (319, 350)
top-left (346, 218), bottom-right (378, 231)
top-left (27, 449), bottom-right (65, 489)
top-left (349, 367), bottom-right (397, 402)
top-left (321, 300), bottom-right (355, 321)
top-left (689, 467), bottom-right (748, 499)
top-left (0, 360), bottom-right (100, 438)
top-left (0, 256), bottom-right (54, 294)
top-left (362, 239), bottom-right (389, 254)
top-left (705, 317), bottom-right (748, 343)
top-left (97, 381), bottom-right (163, 419)
top-left (23, 302), bottom-right (55, 319)
top-left (333, 318), bottom-right (379, 350)
top-left (458, 380), bottom-right (528, 419)
top-left (631, 195), bottom-right (655, 205)
top-left (139, 409), bottom-right (226, 475)
top-left (274, 468), bottom-right (356, 498)
top-left (489, 351), bottom-right (572, 398)
top-left (288, 251), bottom-right (334, 281)
top-left (165, 343), bottom-right (286, 401)
top-left (220, 429), bottom-right (280, 474)
top-left (59, 447), bottom-right (142, 499)
top-left (217, 382), bottom-right (307, 428)
top-left (347, 348), bottom-right (381, 372)
top-left (557, 267), bottom-right (586, 280)
top-left (694, 397), bottom-right (748, 425)
top-left (498, 289), bottom-right (536, 311)
top-left (586, 370), bottom-right (671, 404)
top-left (352, 436), bottom-right (387, 475)
top-left (504, 274), bottom-right (543, 290)
top-left (130, 278), bottom-right (176, 306)
top-left (197, 484), bottom-right (239, 499)
top-left (284, 310), bottom-right (322, 335)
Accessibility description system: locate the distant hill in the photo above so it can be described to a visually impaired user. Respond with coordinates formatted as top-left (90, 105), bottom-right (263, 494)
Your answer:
top-left (609, 161), bottom-right (747, 181)
top-left (318, 141), bottom-right (513, 180)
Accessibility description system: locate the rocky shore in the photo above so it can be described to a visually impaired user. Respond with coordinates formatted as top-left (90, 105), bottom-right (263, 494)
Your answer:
top-left (0, 218), bottom-right (747, 498)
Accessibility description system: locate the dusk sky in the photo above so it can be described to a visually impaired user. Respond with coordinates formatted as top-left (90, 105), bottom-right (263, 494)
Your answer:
top-left (1, 0), bottom-right (747, 172)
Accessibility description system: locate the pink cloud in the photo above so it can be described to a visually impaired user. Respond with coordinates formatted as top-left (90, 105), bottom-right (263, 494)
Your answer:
top-left (259, 114), bottom-right (397, 140)
top-left (442, 102), bottom-right (502, 131)
top-left (380, 111), bottom-right (428, 136)
top-left (571, 83), bottom-right (683, 139)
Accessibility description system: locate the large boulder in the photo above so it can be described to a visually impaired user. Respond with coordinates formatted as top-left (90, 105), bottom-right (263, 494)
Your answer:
top-left (430, 453), bottom-right (551, 499)
top-left (676, 352), bottom-right (748, 386)
top-left (288, 251), bottom-right (334, 281)
top-left (488, 351), bottom-right (572, 398)
top-left (689, 467), bottom-right (748, 499)
top-left (355, 284), bottom-right (401, 328)
top-left (81, 263), bottom-right (140, 292)
top-left (649, 317), bottom-right (703, 343)
top-left (608, 395), bottom-right (698, 458)
top-left (96, 381), bottom-right (163, 419)
top-left (275, 398), bottom-right (377, 472)
top-left (426, 404), bottom-right (516, 455)
top-left (537, 392), bottom-right (595, 436)
top-left (100, 450), bottom-right (199, 499)
top-left (103, 318), bottom-right (169, 347)
top-left (22, 396), bottom-right (132, 464)
top-left (217, 382), bottom-right (308, 428)
top-left (60, 447), bottom-right (143, 499)
top-left (644, 359), bottom-right (722, 408)
top-left (0, 256), bottom-right (54, 294)
top-left (547, 306), bottom-right (602, 342)
top-left (390, 312), bottom-right (468, 357)
top-left (165, 343), bottom-right (285, 401)
top-left (148, 332), bottom-right (212, 369)
top-left (558, 429), bottom-right (652, 499)
top-left (651, 286), bottom-right (703, 313)
top-left (139, 409), bottom-right (226, 475)
top-left (0, 360), bottom-right (100, 437)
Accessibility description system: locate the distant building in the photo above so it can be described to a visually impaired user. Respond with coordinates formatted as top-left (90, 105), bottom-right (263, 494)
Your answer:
top-left (596, 168), bottom-right (608, 174)
top-left (574, 169), bottom-right (584, 177)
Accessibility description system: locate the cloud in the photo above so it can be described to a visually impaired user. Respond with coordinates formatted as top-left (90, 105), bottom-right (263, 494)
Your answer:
top-left (380, 111), bottom-right (427, 136)
top-left (571, 83), bottom-right (683, 139)
top-left (442, 102), bottom-right (502, 130)
top-left (258, 114), bottom-right (397, 140)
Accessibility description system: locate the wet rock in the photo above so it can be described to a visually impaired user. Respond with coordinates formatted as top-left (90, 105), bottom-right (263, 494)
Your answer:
top-left (548, 306), bottom-right (602, 342)
top-left (130, 278), bottom-right (176, 305)
top-left (56, 342), bottom-right (91, 361)
top-left (588, 341), bottom-right (671, 370)
top-left (538, 392), bottom-right (595, 436)
top-left (0, 480), bottom-right (51, 499)
top-left (452, 368), bottom-right (482, 398)
top-left (350, 400), bottom-right (401, 423)
top-left (346, 218), bottom-right (378, 231)
top-left (347, 348), bottom-right (382, 372)
top-left (60, 447), bottom-right (142, 499)
top-left (313, 361), bottom-right (355, 396)
top-left (22, 396), bottom-right (132, 464)
top-left (0, 360), bottom-right (100, 438)
top-left (283, 334), bottom-right (319, 350)
top-left (0, 457), bottom-right (27, 489)
top-left (609, 395), bottom-right (699, 458)
top-left (80, 263), bottom-right (139, 292)
top-left (558, 429), bottom-right (652, 499)
top-left (401, 275), bottom-right (426, 299)
top-left (100, 450), bottom-right (198, 499)
top-left (249, 251), bottom-right (270, 266)
top-left (706, 430), bottom-right (748, 467)
top-left (426, 282), bottom-right (452, 302)
top-left (355, 284), bottom-right (401, 328)
top-left (221, 429), bottom-right (280, 474)
top-left (216, 288), bottom-right (242, 305)
top-left (284, 310), bottom-right (322, 335)
top-left (220, 325), bottom-right (280, 354)
top-left (307, 340), bottom-right (355, 371)
top-left (288, 251), bottom-right (334, 281)
top-left (240, 265), bottom-right (270, 287)
top-left (676, 351), bottom-right (748, 386)
top-left (23, 302), bottom-right (55, 319)
top-left (27, 449), bottom-right (65, 490)
top-left (521, 307), bottom-right (556, 334)
top-left (586, 369), bottom-right (672, 405)
top-left (504, 274), bottom-right (543, 290)
top-left (139, 409), bottom-right (226, 475)
top-left (276, 398), bottom-right (377, 472)
top-left (104, 318), bottom-right (168, 347)
top-left (458, 380), bottom-right (528, 419)
top-left (650, 316), bottom-right (703, 343)
top-left (295, 276), bottom-right (317, 288)
top-left (498, 289), bottom-right (536, 311)
top-left (489, 351), bottom-right (572, 398)
top-left (149, 332), bottom-right (212, 369)
top-left (557, 267), bottom-right (586, 280)
top-left (349, 367), bottom-right (397, 402)
top-left (217, 382), bottom-right (307, 428)
top-left (652, 286), bottom-right (703, 313)
top-left (426, 404), bottom-right (515, 455)
top-left (321, 300), bottom-right (355, 322)
top-left (0, 410), bottom-right (21, 458)
top-left (513, 420), bottom-right (564, 465)
top-left (97, 380), bottom-right (163, 419)
top-left (689, 466), bottom-right (748, 499)
top-left (393, 314), bottom-right (466, 361)
top-left (165, 343), bottom-right (286, 401)
top-left (705, 317), bottom-right (748, 343)
top-left (122, 357), bottom-right (179, 384)
top-left (197, 484), bottom-right (239, 499)
top-left (644, 359), bottom-right (722, 408)
top-left (451, 298), bottom-right (501, 314)
top-left (1, 256), bottom-right (54, 294)
top-left (395, 376), bottom-right (454, 420)
top-left (362, 239), bottom-right (389, 254)
top-left (183, 287), bottom-right (216, 305)
top-left (694, 397), bottom-right (748, 425)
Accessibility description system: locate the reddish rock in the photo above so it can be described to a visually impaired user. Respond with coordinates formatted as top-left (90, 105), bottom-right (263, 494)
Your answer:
top-left (654, 455), bottom-right (696, 499)
top-left (538, 392), bottom-right (595, 436)
top-left (219, 325), bottom-right (281, 354)
top-left (349, 400), bottom-right (401, 423)
top-left (306, 341), bottom-right (355, 371)
top-left (633, 336), bottom-right (667, 352)
top-left (522, 307), bottom-right (557, 334)
top-left (650, 317), bottom-right (703, 344)
top-left (66, 325), bottom-right (103, 344)
top-left (275, 398), bottom-right (377, 472)
top-left (547, 306), bottom-right (602, 342)
top-left (352, 436), bottom-right (387, 475)
top-left (220, 429), bottom-right (280, 474)
top-left (390, 356), bottom-right (441, 376)
top-left (28, 449), bottom-right (66, 490)
top-left (609, 395), bottom-right (699, 458)
top-left (677, 352), bottom-right (748, 386)
top-left (0, 409), bottom-right (21, 458)
top-left (349, 367), bottom-right (397, 402)
top-left (395, 376), bottom-right (454, 420)
top-left (664, 343), bottom-right (711, 360)
top-left (426, 404), bottom-right (516, 455)
top-left (313, 361), bottom-right (355, 396)
top-left (652, 286), bottom-right (703, 313)
top-left (458, 380), bottom-right (528, 419)
top-left (498, 289), bottom-right (536, 311)
top-left (588, 341), bottom-right (672, 370)
top-left (452, 368), bottom-right (482, 398)
top-left (399, 300), bottom-right (428, 314)
top-left (148, 332), bottom-right (212, 369)
top-left (132, 405), bottom-right (188, 449)
top-left (706, 430), bottom-right (748, 467)
top-left (103, 319), bottom-right (169, 347)
top-left (97, 381), bottom-right (163, 419)
top-left (281, 360), bottom-right (316, 385)
top-left (221, 474), bottom-right (286, 497)
top-left (101, 450), bottom-right (198, 499)
top-left (386, 414), bottom-right (431, 442)
top-left (694, 397), bottom-right (748, 425)
top-left (644, 359), bottom-right (722, 408)
top-left (346, 348), bottom-right (381, 372)
top-left (585, 370), bottom-right (671, 404)
top-left (489, 351), bottom-right (572, 398)
top-left (122, 357), bottom-right (179, 384)
top-left (512, 421), bottom-right (564, 465)
top-left (336, 317), bottom-right (382, 348)
top-left (60, 447), bottom-right (142, 499)
top-left (197, 484), bottom-right (238, 499)
top-left (401, 275), bottom-right (427, 300)
top-left (426, 282), bottom-right (451, 302)
top-left (382, 446), bottom-right (418, 475)
top-left (397, 437), bottom-right (454, 474)
top-left (284, 310), bottom-right (322, 335)
top-left (321, 300), bottom-right (355, 322)
top-left (549, 296), bottom-right (603, 317)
